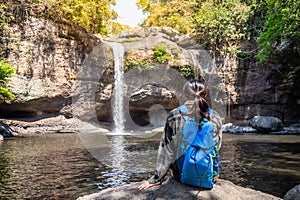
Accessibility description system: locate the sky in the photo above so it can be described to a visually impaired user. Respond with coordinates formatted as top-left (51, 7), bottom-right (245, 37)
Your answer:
top-left (113, 0), bottom-right (147, 27)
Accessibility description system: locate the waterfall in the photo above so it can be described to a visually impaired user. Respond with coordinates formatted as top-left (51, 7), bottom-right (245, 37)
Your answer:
top-left (106, 42), bottom-right (125, 133)
top-left (189, 50), bottom-right (200, 79)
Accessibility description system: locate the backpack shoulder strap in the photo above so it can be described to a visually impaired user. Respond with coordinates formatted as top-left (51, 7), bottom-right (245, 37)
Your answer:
top-left (177, 105), bottom-right (190, 121)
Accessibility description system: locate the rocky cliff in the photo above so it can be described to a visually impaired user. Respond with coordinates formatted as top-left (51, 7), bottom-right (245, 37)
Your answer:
top-left (0, 3), bottom-right (102, 118)
top-left (230, 47), bottom-right (300, 124)
top-left (0, 3), bottom-right (299, 127)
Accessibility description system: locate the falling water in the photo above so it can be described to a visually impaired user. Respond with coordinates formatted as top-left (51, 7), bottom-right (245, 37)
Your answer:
top-left (189, 50), bottom-right (200, 79)
top-left (106, 42), bottom-right (125, 133)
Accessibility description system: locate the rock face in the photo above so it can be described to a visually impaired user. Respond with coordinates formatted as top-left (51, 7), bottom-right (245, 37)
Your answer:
top-left (0, 3), bottom-right (298, 126)
top-left (284, 184), bottom-right (300, 200)
top-left (0, 3), bottom-right (102, 118)
top-left (77, 178), bottom-right (282, 200)
top-left (229, 47), bottom-right (300, 124)
top-left (2, 115), bottom-right (109, 135)
top-left (250, 116), bottom-right (283, 133)
top-left (0, 120), bottom-right (18, 138)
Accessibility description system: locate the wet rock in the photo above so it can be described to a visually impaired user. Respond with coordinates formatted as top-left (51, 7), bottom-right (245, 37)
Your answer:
top-left (284, 124), bottom-right (300, 134)
top-left (284, 184), bottom-right (300, 200)
top-left (3, 115), bottom-right (109, 135)
top-left (222, 123), bottom-right (257, 134)
top-left (77, 178), bottom-right (281, 200)
top-left (0, 121), bottom-right (18, 137)
top-left (250, 116), bottom-right (283, 133)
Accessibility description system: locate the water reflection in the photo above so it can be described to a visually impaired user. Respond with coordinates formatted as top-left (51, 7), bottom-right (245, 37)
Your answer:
top-left (0, 134), bottom-right (101, 200)
top-left (98, 134), bottom-right (158, 189)
top-left (104, 136), bottom-right (127, 187)
top-left (219, 134), bottom-right (300, 197)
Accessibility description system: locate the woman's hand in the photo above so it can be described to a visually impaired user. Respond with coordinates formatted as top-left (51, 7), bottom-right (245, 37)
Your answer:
top-left (138, 181), bottom-right (160, 190)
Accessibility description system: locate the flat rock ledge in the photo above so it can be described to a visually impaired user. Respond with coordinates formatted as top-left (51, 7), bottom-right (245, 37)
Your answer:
top-left (77, 178), bottom-right (281, 200)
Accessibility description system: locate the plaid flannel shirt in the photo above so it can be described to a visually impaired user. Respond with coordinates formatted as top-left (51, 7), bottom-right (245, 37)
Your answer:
top-left (148, 101), bottom-right (222, 184)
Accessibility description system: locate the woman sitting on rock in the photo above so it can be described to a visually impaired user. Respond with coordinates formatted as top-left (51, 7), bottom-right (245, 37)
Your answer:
top-left (138, 79), bottom-right (222, 190)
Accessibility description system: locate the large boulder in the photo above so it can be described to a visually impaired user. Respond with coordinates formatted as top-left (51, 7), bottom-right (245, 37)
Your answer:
top-left (0, 121), bottom-right (18, 137)
top-left (77, 178), bottom-right (281, 200)
top-left (250, 116), bottom-right (283, 133)
top-left (284, 184), bottom-right (300, 200)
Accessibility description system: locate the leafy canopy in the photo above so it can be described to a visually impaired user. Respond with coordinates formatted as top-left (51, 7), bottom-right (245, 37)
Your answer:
top-left (137, 0), bottom-right (250, 51)
top-left (0, 5), bottom-right (15, 103)
top-left (137, 0), bottom-right (196, 34)
top-left (0, 59), bottom-right (15, 103)
top-left (193, 0), bottom-right (250, 51)
top-left (43, 0), bottom-right (129, 35)
top-left (257, 0), bottom-right (300, 61)
top-left (137, 0), bottom-right (299, 61)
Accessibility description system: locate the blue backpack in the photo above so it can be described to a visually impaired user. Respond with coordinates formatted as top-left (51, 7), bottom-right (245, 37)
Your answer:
top-left (176, 105), bottom-right (219, 189)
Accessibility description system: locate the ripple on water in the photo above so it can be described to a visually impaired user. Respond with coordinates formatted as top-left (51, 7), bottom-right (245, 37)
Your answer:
top-left (0, 133), bottom-right (299, 199)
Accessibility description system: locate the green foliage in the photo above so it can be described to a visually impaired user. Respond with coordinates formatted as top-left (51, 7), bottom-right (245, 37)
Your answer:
top-left (138, 64), bottom-right (156, 72)
top-left (108, 21), bottom-right (132, 35)
top-left (193, 0), bottom-right (250, 50)
top-left (0, 5), bottom-right (15, 103)
top-left (244, 0), bottom-right (267, 42)
top-left (0, 4), bottom-right (6, 30)
top-left (43, 0), bottom-right (119, 35)
top-left (120, 38), bottom-right (137, 43)
top-left (125, 60), bottom-right (148, 68)
top-left (137, 0), bottom-right (196, 34)
top-left (0, 59), bottom-right (15, 103)
top-left (256, 0), bottom-right (300, 62)
top-left (153, 44), bottom-right (170, 63)
top-left (0, 59), bottom-right (14, 81)
top-left (137, 0), bottom-right (298, 61)
top-left (236, 49), bottom-right (252, 60)
top-left (0, 87), bottom-right (14, 102)
top-left (180, 65), bottom-right (194, 79)
top-left (125, 60), bottom-right (156, 73)
top-left (138, 0), bottom-right (251, 53)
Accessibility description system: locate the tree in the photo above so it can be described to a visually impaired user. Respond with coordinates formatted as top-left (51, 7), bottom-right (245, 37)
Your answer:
top-left (137, 0), bottom-right (251, 52)
top-left (44, 0), bottom-right (119, 35)
top-left (193, 0), bottom-right (250, 51)
top-left (137, 0), bottom-right (196, 34)
top-left (0, 59), bottom-right (15, 103)
top-left (257, 0), bottom-right (300, 61)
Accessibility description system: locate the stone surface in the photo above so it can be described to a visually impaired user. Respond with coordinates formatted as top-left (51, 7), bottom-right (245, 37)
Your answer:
top-left (222, 123), bottom-right (257, 134)
top-left (230, 47), bottom-right (300, 124)
top-left (0, 120), bottom-right (18, 137)
top-left (250, 116), bottom-right (283, 133)
top-left (77, 178), bottom-right (282, 200)
top-left (284, 184), bottom-right (300, 200)
top-left (2, 115), bottom-right (109, 135)
top-left (1, 3), bottom-right (299, 125)
top-left (0, 3), bottom-right (102, 119)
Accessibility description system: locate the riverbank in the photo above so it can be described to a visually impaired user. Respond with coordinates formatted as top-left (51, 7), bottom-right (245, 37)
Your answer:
top-left (77, 178), bottom-right (282, 200)
top-left (2, 115), bottom-right (300, 138)
top-left (1, 115), bottom-right (110, 136)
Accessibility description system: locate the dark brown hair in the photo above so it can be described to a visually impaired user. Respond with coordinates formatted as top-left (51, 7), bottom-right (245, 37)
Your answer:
top-left (182, 79), bottom-right (210, 123)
